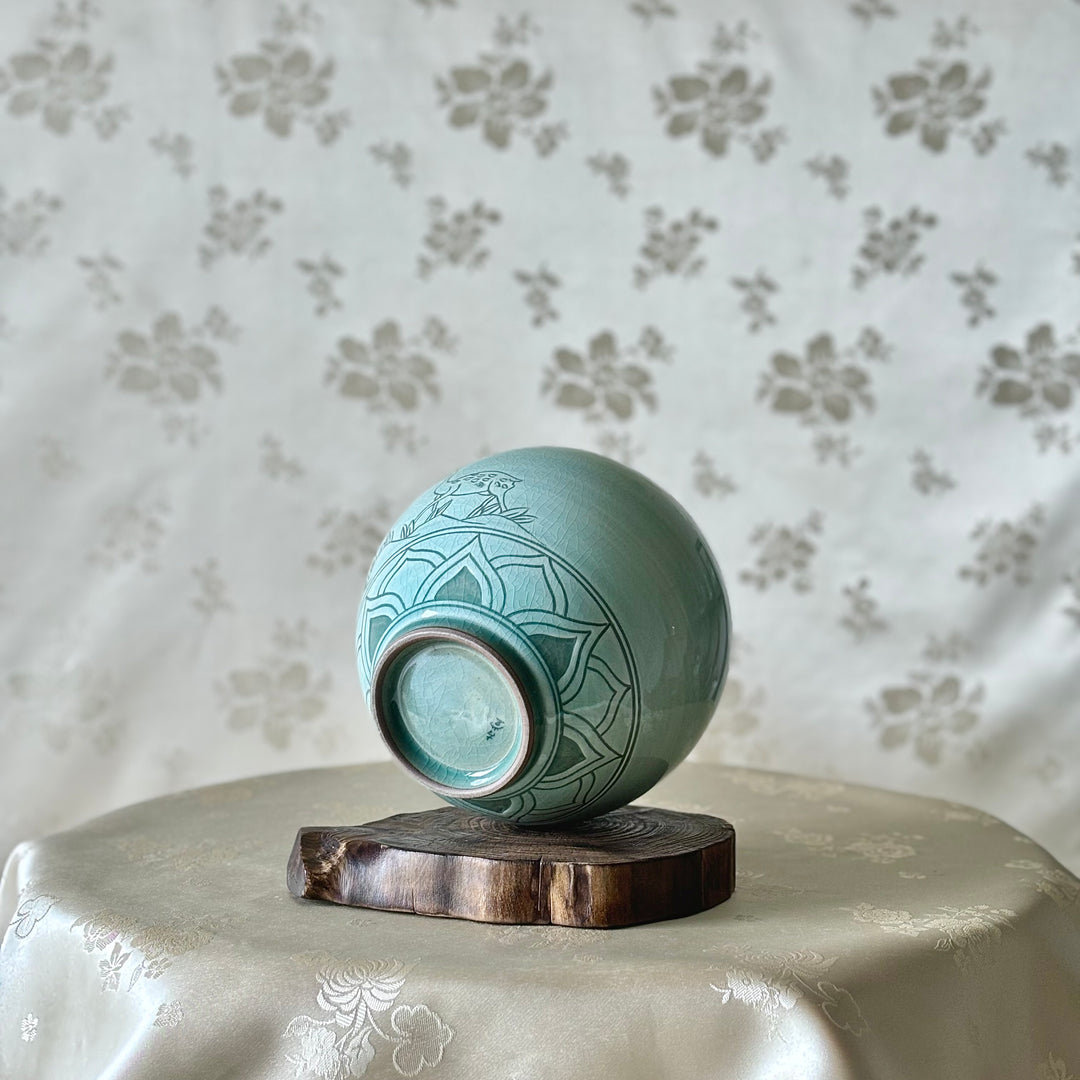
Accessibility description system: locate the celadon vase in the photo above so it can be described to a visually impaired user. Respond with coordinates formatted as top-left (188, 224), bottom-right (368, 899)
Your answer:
top-left (356, 446), bottom-right (731, 825)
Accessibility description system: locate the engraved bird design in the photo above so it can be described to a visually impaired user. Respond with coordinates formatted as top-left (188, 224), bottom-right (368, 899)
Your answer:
top-left (415, 470), bottom-right (523, 525)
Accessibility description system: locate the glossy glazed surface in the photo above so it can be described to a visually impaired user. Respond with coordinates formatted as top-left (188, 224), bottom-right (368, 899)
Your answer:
top-left (357, 446), bottom-right (731, 824)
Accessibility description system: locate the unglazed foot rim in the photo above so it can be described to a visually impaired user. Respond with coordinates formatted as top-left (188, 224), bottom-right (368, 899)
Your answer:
top-left (370, 626), bottom-right (536, 799)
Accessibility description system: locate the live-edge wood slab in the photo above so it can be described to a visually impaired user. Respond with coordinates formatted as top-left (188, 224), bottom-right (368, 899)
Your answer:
top-left (287, 805), bottom-right (735, 929)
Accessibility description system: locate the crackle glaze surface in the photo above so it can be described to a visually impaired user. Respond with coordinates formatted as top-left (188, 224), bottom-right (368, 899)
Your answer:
top-left (357, 447), bottom-right (730, 823)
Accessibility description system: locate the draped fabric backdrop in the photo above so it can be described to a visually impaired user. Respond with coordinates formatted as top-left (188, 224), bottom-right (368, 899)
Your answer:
top-left (1, 0), bottom-right (1078, 874)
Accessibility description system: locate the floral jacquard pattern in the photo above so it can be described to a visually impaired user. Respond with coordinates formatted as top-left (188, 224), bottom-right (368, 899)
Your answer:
top-left (757, 328), bottom-right (892, 464)
top-left (216, 619), bottom-right (333, 750)
top-left (866, 635), bottom-right (985, 766)
top-left (199, 187), bottom-right (283, 269)
top-left (653, 22), bottom-right (785, 162)
top-left (710, 947), bottom-right (869, 1039)
top-left (0, 187), bottom-right (63, 257)
top-left (541, 327), bottom-right (672, 424)
top-left (284, 961), bottom-right (452, 1078)
top-left (325, 318), bottom-right (453, 452)
top-left (848, 901), bottom-right (1016, 972)
top-left (418, 198), bottom-right (501, 278)
top-left (871, 19), bottom-right (1005, 155)
top-left (0, 6), bottom-right (128, 140)
top-left (215, 6), bottom-right (349, 144)
top-left (435, 16), bottom-right (565, 156)
top-left (852, 207), bottom-right (937, 288)
top-left (977, 324), bottom-right (1080, 453)
top-left (740, 512), bottom-right (823, 593)
top-left (633, 206), bottom-right (718, 288)
top-left (105, 309), bottom-right (237, 446)
top-left (959, 504), bottom-right (1045, 586)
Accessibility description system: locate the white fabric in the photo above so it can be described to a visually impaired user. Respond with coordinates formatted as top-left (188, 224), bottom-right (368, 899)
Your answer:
top-left (1, 0), bottom-right (1079, 871)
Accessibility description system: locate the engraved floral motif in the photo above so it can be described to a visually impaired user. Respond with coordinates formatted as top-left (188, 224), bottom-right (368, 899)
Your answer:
top-left (216, 619), bottom-right (332, 749)
top-left (866, 635), bottom-right (985, 765)
top-left (653, 23), bottom-right (785, 161)
top-left (541, 327), bottom-right (672, 423)
top-left (586, 151), bottom-right (631, 197)
top-left (633, 206), bottom-right (718, 289)
top-left (977, 324), bottom-right (1080, 453)
top-left (852, 206), bottom-right (937, 288)
top-left (0, 15), bottom-right (128, 139)
top-left (435, 16), bottom-right (565, 156)
top-left (370, 141), bottom-right (413, 187)
top-left (740, 512), bottom-right (823, 593)
top-left (514, 264), bottom-right (560, 326)
top-left (297, 254), bottom-right (344, 316)
top-left (0, 187), bottom-right (63, 257)
top-left (215, 6), bottom-right (349, 144)
top-left (105, 309), bottom-right (235, 445)
top-left (959, 503), bottom-right (1045, 586)
top-left (804, 153), bottom-right (850, 199)
top-left (418, 197), bottom-right (501, 278)
top-left (871, 20), bottom-right (1005, 155)
top-left (757, 328), bottom-right (891, 464)
top-left (284, 961), bottom-right (452, 1078)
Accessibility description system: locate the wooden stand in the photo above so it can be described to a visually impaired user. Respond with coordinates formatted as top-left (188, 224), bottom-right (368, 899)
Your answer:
top-left (288, 805), bottom-right (735, 929)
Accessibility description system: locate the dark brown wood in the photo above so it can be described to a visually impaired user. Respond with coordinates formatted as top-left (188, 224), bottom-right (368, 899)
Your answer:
top-left (287, 805), bottom-right (735, 929)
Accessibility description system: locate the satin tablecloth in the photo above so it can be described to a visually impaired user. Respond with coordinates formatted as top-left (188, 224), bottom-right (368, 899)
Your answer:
top-left (2, 762), bottom-right (1078, 1079)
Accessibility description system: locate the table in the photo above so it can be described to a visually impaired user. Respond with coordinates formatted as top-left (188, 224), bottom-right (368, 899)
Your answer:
top-left (2, 762), bottom-right (1078, 1078)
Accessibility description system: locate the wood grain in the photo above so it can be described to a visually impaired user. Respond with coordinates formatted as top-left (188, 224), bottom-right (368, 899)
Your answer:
top-left (287, 805), bottom-right (735, 928)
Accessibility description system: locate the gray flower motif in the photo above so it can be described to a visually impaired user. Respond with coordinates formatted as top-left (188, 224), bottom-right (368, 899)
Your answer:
top-left (759, 333), bottom-right (874, 425)
top-left (978, 324), bottom-right (1080, 433)
top-left (541, 328), bottom-right (671, 423)
top-left (326, 321), bottom-right (442, 412)
top-left (2, 40), bottom-right (126, 137)
top-left (216, 41), bottom-right (346, 143)
top-left (220, 659), bottom-right (328, 749)
top-left (868, 673), bottom-right (983, 765)
top-left (109, 313), bottom-right (223, 407)
top-left (872, 57), bottom-right (1003, 155)
top-left (653, 46), bottom-right (784, 162)
top-left (437, 55), bottom-right (562, 154)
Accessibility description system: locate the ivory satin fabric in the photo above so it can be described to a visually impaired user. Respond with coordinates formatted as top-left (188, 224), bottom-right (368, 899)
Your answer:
top-left (2, 761), bottom-right (1079, 1079)
top-left (2, 0), bottom-right (1080, 911)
